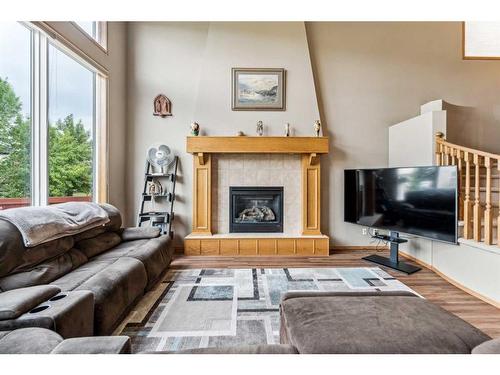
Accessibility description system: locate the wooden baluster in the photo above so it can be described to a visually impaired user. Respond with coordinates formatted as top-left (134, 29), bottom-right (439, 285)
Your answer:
top-left (444, 146), bottom-right (450, 165)
top-left (456, 150), bottom-right (464, 221)
top-left (435, 132), bottom-right (444, 166)
top-left (473, 154), bottom-right (483, 242)
top-left (450, 148), bottom-right (457, 166)
top-left (463, 152), bottom-right (473, 239)
top-left (484, 157), bottom-right (493, 245)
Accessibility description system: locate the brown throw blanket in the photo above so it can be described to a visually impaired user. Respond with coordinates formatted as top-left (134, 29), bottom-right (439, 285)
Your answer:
top-left (0, 202), bottom-right (109, 247)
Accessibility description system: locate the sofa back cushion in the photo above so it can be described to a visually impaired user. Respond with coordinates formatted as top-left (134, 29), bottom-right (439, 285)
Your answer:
top-left (75, 232), bottom-right (122, 259)
top-left (0, 249), bottom-right (88, 291)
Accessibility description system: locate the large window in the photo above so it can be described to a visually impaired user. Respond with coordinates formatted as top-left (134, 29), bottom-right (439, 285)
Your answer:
top-left (0, 22), bottom-right (107, 211)
top-left (0, 22), bottom-right (32, 210)
top-left (48, 45), bottom-right (95, 203)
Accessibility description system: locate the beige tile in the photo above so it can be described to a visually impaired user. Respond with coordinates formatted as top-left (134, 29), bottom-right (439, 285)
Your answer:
top-left (229, 154), bottom-right (244, 170)
top-left (268, 154), bottom-right (284, 169)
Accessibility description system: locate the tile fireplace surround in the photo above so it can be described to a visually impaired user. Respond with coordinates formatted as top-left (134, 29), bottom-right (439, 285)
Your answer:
top-left (184, 136), bottom-right (330, 256)
top-left (213, 154), bottom-right (300, 234)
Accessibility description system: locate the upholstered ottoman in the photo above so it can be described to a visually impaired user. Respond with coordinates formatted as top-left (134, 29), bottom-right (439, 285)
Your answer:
top-left (279, 291), bottom-right (490, 354)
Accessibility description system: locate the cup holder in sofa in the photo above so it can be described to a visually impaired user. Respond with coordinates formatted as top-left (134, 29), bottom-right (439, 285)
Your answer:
top-left (49, 294), bottom-right (67, 302)
top-left (30, 305), bottom-right (50, 314)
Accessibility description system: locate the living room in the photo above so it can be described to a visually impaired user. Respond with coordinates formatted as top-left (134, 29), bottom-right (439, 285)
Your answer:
top-left (1, 0), bottom-right (500, 373)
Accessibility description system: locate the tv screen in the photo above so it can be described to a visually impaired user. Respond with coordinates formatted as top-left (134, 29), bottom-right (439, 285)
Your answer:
top-left (344, 166), bottom-right (457, 243)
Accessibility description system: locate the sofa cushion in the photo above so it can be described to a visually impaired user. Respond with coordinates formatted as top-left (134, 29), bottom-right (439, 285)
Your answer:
top-left (0, 285), bottom-right (61, 320)
top-left (51, 258), bottom-right (116, 291)
top-left (280, 292), bottom-right (491, 354)
top-left (72, 203), bottom-right (122, 242)
top-left (75, 232), bottom-right (122, 259)
top-left (75, 257), bottom-right (147, 335)
top-left (0, 219), bottom-right (25, 278)
top-left (93, 236), bottom-right (172, 288)
top-left (0, 249), bottom-right (88, 291)
top-left (51, 336), bottom-right (131, 354)
top-left (0, 327), bottom-right (62, 354)
top-left (120, 227), bottom-right (161, 241)
top-left (472, 338), bottom-right (500, 354)
top-left (12, 236), bottom-right (75, 274)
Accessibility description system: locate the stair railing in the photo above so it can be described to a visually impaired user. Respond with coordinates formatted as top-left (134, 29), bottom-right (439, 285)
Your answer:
top-left (435, 132), bottom-right (499, 246)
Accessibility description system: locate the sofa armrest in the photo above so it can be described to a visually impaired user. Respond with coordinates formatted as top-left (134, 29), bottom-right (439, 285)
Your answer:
top-left (120, 227), bottom-right (161, 242)
top-left (472, 339), bottom-right (500, 354)
top-left (0, 285), bottom-right (61, 320)
top-left (281, 290), bottom-right (418, 303)
top-left (51, 336), bottom-right (131, 354)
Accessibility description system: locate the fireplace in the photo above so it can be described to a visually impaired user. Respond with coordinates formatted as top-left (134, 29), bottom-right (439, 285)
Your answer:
top-left (229, 186), bottom-right (284, 233)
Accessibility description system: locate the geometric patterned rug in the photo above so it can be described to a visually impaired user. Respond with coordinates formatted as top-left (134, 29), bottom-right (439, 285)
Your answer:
top-left (120, 267), bottom-right (416, 353)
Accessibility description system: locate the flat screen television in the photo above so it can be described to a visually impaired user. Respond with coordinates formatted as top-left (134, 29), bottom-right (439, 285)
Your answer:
top-left (344, 166), bottom-right (458, 243)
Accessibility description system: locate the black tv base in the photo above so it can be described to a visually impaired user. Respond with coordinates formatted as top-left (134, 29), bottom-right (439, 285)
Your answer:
top-left (362, 231), bottom-right (421, 275)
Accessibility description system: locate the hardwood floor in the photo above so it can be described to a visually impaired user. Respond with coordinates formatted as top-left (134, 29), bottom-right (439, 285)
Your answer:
top-left (170, 249), bottom-right (500, 338)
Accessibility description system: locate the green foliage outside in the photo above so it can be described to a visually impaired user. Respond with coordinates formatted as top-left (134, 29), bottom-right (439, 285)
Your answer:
top-left (0, 77), bottom-right (93, 198)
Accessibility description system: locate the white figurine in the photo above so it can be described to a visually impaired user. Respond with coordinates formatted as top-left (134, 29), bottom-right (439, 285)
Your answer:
top-left (256, 121), bottom-right (264, 136)
top-left (314, 120), bottom-right (321, 137)
top-left (285, 123), bottom-right (290, 137)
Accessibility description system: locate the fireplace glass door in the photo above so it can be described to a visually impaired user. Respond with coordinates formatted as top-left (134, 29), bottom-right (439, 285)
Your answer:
top-left (229, 186), bottom-right (283, 233)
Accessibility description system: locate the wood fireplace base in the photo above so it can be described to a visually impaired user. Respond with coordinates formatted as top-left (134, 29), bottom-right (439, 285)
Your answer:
top-left (185, 234), bottom-right (329, 256)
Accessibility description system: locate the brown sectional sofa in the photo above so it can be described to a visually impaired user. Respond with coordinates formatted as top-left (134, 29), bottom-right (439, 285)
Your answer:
top-left (0, 203), bottom-right (174, 337)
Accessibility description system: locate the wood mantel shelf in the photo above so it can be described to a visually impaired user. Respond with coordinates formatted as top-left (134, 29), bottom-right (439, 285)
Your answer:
top-left (186, 136), bottom-right (329, 154)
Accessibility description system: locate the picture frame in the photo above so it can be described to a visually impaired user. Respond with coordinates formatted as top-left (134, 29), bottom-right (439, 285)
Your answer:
top-left (231, 68), bottom-right (286, 111)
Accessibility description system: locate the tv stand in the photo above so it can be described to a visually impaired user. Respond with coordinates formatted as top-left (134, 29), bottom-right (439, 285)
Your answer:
top-left (362, 231), bottom-right (421, 274)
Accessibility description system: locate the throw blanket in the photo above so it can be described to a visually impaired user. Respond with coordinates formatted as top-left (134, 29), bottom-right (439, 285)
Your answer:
top-left (0, 202), bottom-right (110, 247)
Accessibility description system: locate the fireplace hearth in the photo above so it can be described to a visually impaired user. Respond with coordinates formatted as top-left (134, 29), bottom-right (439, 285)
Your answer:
top-left (229, 186), bottom-right (283, 233)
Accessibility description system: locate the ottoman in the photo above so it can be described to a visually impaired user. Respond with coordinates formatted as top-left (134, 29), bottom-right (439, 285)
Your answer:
top-left (279, 291), bottom-right (491, 354)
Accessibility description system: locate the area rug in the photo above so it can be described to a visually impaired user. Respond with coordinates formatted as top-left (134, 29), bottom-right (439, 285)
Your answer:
top-left (121, 267), bottom-right (416, 353)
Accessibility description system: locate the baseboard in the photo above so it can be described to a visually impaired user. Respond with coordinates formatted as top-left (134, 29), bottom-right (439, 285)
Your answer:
top-left (399, 250), bottom-right (500, 309)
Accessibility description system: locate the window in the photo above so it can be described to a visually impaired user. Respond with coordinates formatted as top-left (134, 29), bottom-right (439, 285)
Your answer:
top-left (0, 22), bottom-right (107, 210)
top-left (48, 44), bottom-right (95, 204)
top-left (463, 22), bottom-right (500, 59)
top-left (0, 22), bottom-right (32, 210)
top-left (73, 21), bottom-right (107, 50)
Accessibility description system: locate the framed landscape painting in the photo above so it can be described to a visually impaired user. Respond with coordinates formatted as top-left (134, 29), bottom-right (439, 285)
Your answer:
top-left (231, 68), bottom-right (286, 111)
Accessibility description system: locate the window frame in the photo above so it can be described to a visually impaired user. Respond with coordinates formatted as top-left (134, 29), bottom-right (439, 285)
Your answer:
top-left (18, 22), bottom-right (109, 206)
top-left (70, 21), bottom-right (108, 54)
top-left (462, 21), bottom-right (500, 60)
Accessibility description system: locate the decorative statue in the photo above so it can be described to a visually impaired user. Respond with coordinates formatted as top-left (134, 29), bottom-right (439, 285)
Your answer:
top-left (256, 121), bottom-right (264, 136)
top-left (284, 123), bottom-right (290, 137)
top-left (314, 120), bottom-right (321, 137)
top-left (153, 94), bottom-right (172, 117)
top-left (190, 122), bottom-right (200, 136)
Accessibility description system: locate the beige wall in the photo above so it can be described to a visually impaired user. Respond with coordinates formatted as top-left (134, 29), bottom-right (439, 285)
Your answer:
top-left (126, 21), bottom-right (500, 248)
top-left (306, 22), bottom-right (500, 246)
top-left (126, 22), bottom-right (320, 246)
top-left (43, 22), bottom-right (128, 217)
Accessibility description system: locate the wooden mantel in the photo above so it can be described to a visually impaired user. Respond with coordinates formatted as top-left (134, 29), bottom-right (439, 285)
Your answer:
top-left (187, 136), bottom-right (329, 154)
top-left (185, 136), bottom-right (330, 256)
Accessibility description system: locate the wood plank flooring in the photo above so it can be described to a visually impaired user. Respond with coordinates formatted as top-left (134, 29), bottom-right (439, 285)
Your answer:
top-left (169, 249), bottom-right (500, 338)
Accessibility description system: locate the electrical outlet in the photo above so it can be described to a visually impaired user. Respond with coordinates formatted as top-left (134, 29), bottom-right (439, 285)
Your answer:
top-left (373, 229), bottom-right (379, 236)
top-left (362, 228), bottom-right (368, 235)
